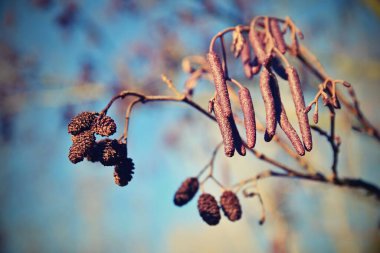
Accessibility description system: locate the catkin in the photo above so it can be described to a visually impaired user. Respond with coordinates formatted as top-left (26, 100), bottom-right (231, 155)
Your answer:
top-left (238, 87), bottom-right (256, 148)
top-left (241, 40), bottom-right (253, 79)
top-left (269, 18), bottom-right (287, 54)
top-left (249, 29), bottom-right (271, 66)
top-left (213, 100), bottom-right (235, 157)
top-left (270, 73), bottom-right (305, 156)
top-left (174, 177), bottom-right (199, 207)
top-left (207, 51), bottom-right (232, 117)
top-left (286, 66), bottom-right (312, 151)
top-left (259, 67), bottom-right (277, 141)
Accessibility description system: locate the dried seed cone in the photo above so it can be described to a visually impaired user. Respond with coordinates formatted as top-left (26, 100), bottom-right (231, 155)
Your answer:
top-left (197, 193), bottom-right (221, 226)
top-left (269, 18), bottom-right (287, 54)
top-left (207, 52), bottom-right (232, 117)
top-left (241, 40), bottom-right (252, 79)
top-left (86, 143), bottom-right (102, 162)
top-left (220, 191), bottom-right (242, 222)
top-left (213, 100), bottom-right (235, 157)
top-left (259, 67), bottom-right (277, 141)
top-left (174, 177), bottom-right (199, 206)
top-left (114, 157), bottom-right (134, 187)
top-left (68, 142), bottom-right (85, 164)
top-left (239, 87), bottom-right (256, 149)
top-left (270, 72), bottom-right (305, 156)
top-left (286, 66), bottom-right (312, 151)
top-left (98, 139), bottom-right (127, 166)
top-left (94, 115), bottom-right (117, 137)
top-left (68, 112), bottom-right (96, 135)
top-left (69, 130), bottom-right (96, 163)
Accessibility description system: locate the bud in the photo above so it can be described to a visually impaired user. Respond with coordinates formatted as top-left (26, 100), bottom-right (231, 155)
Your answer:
top-left (114, 157), bottom-right (135, 187)
top-left (68, 111), bottom-right (96, 135)
top-left (238, 87), bottom-right (256, 149)
top-left (220, 191), bottom-right (242, 222)
top-left (94, 115), bottom-right (117, 137)
top-left (174, 177), bottom-right (199, 206)
top-left (197, 193), bottom-right (221, 226)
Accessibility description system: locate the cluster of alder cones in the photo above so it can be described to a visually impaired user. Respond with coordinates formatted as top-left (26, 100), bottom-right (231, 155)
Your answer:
top-left (174, 177), bottom-right (242, 225)
top-left (207, 16), bottom-right (314, 157)
top-left (67, 112), bottom-right (134, 187)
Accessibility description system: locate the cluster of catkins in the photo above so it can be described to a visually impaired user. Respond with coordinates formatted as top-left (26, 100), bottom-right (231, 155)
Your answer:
top-left (207, 17), bottom-right (312, 157)
top-left (68, 112), bottom-right (134, 187)
top-left (174, 177), bottom-right (242, 225)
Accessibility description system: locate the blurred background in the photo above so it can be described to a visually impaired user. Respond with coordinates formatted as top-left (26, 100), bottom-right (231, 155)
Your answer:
top-left (0, 0), bottom-right (379, 252)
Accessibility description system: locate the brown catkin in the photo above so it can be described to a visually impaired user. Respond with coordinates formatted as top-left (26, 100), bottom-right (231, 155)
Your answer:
top-left (238, 87), bottom-right (256, 148)
top-left (220, 191), bottom-right (242, 222)
top-left (241, 40), bottom-right (253, 79)
top-left (94, 115), bottom-right (116, 137)
top-left (174, 177), bottom-right (199, 207)
top-left (269, 18), bottom-right (287, 54)
top-left (197, 193), bottom-right (221, 226)
top-left (259, 67), bottom-right (277, 141)
top-left (68, 111), bottom-right (97, 135)
top-left (114, 157), bottom-right (134, 187)
top-left (249, 29), bottom-right (271, 66)
top-left (206, 52), bottom-right (232, 117)
top-left (213, 100), bottom-right (235, 157)
top-left (269, 73), bottom-right (305, 156)
top-left (286, 66), bottom-right (312, 151)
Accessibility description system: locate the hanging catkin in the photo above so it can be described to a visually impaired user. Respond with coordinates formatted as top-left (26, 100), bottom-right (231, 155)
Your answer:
top-left (238, 87), bottom-right (256, 148)
top-left (213, 100), bottom-right (235, 157)
top-left (259, 67), bottom-right (277, 141)
top-left (241, 40), bottom-right (253, 79)
top-left (286, 66), bottom-right (312, 151)
top-left (249, 28), bottom-right (270, 66)
top-left (207, 51), bottom-right (232, 117)
top-left (269, 18), bottom-right (287, 54)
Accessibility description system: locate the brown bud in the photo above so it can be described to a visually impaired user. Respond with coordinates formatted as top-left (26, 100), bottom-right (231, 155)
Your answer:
top-left (238, 87), bottom-right (256, 149)
top-left (259, 67), bottom-right (277, 141)
top-left (241, 40), bottom-right (252, 79)
top-left (94, 115), bottom-right (116, 137)
top-left (68, 111), bottom-right (97, 135)
top-left (206, 51), bottom-right (232, 117)
top-left (286, 66), bottom-right (312, 151)
top-left (97, 139), bottom-right (126, 166)
top-left (197, 193), bottom-right (221, 226)
top-left (174, 177), bottom-right (199, 206)
top-left (269, 18), bottom-right (287, 54)
top-left (220, 191), bottom-right (242, 222)
top-left (114, 157), bottom-right (134, 187)
top-left (213, 100), bottom-right (235, 157)
top-left (249, 29), bottom-right (271, 66)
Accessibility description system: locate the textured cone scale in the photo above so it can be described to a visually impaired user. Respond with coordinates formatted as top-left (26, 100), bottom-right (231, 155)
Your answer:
top-left (239, 87), bottom-right (256, 149)
top-left (241, 40), bottom-right (253, 79)
top-left (98, 139), bottom-right (127, 166)
top-left (213, 100), bottom-right (235, 157)
top-left (71, 130), bottom-right (96, 153)
top-left (269, 18), bottom-right (287, 54)
top-left (68, 142), bottom-right (85, 164)
top-left (86, 143), bottom-right (102, 162)
top-left (259, 67), bottom-right (277, 141)
top-left (114, 157), bottom-right (134, 187)
top-left (197, 193), bottom-right (221, 226)
top-left (68, 112), bottom-right (97, 135)
top-left (220, 191), bottom-right (242, 222)
top-left (270, 72), bottom-right (305, 156)
top-left (174, 177), bottom-right (199, 206)
top-left (206, 51), bottom-right (232, 117)
top-left (286, 66), bottom-right (312, 151)
top-left (94, 115), bottom-right (117, 137)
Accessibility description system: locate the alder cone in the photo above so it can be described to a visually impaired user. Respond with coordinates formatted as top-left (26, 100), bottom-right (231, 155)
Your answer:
top-left (197, 193), bottom-right (221, 226)
top-left (69, 130), bottom-right (96, 163)
top-left (238, 87), bottom-right (256, 149)
top-left (94, 115), bottom-right (117, 137)
top-left (68, 112), bottom-right (97, 135)
top-left (206, 51), bottom-right (232, 117)
top-left (174, 177), bottom-right (199, 206)
top-left (98, 139), bottom-right (127, 166)
top-left (68, 142), bottom-right (85, 164)
top-left (114, 157), bottom-right (135, 187)
top-left (86, 143), bottom-right (102, 162)
top-left (220, 191), bottom-right (242, 222)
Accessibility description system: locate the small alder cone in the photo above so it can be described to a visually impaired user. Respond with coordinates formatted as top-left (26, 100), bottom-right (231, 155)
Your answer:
top-left (270, 73), bottom-right (305, 156)
top-left (206, 51), bottom-right (232, 117)
top-left (259, 67), bottom-right (277, 141)
top-left (286, 66), bottom-right (312, 151)
top-left (241, 40), bottom-right (253, 79)
top-left (220, 191), bottom-right (242, 222)
top-left (197, 193), bottom-right (221, 226)
top-left (213, 100), bottom-right (235, 157)
top-left (269, 18), bottom-right (287, 54)
top-left (238, 87), bottom-right (256, 149)
top-left (94, 115), bottom-right (117, 137)
top-left (114, 157), bottom-right (134, 187)
top-left (68, 112), bottom-right (97, 135)
top-left (174, 177), bottom-right (199, 207)
top-left (97, 139), bottom-right (127, 166)
top-left (69, 130), bottom-right (96, 164)
top-left (68, 142), bottom-right (85, 164)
